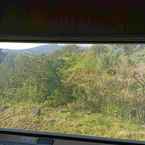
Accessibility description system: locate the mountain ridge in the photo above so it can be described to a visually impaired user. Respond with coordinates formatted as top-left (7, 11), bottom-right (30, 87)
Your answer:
top-left (1, 44), bottom-right (63, 55)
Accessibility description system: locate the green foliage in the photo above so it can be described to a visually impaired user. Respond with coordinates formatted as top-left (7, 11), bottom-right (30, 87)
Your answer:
top-left (1, 44), bottom-right (145, 140)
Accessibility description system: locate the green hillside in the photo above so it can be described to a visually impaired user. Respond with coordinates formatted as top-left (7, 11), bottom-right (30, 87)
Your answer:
top-left (0, 44), bottom-right (145, 141)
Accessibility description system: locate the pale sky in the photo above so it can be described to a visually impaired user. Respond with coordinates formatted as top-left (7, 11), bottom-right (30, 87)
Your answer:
top-left (0, 42), bottom-right (92, 50)
top-left (0, 42), bottom-right (46, 50)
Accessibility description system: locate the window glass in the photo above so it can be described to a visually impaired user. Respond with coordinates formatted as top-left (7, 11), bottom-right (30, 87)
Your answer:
top-left (0, 43), bottom-right (145, 141)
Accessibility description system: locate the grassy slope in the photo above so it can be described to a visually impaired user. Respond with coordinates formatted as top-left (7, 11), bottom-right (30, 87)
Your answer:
top-left (0, 103), bottom-right (145, 141)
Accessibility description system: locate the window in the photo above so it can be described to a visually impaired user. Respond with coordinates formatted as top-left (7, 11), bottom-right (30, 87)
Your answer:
top-left (0, 43), bottom-right (145, 141)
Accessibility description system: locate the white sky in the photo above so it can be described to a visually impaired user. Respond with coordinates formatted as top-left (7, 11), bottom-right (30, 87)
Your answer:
top-left (0, 42), bottom-right (92, 50)
top-left (0, 42), bottom-right (46, 50)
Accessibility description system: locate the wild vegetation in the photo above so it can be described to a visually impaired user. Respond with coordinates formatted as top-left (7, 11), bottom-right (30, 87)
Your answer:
top-left (0, 44), bottom-right (145, 141)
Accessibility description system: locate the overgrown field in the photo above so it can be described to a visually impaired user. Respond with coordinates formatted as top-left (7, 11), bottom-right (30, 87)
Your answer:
top-left (0, 102), bottom-right (145, 141)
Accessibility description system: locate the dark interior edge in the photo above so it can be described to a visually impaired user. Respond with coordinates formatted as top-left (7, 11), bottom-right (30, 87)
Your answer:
top-left (0, 35), bottom-right (145, 43)
top-left (0, 128), bottom-right (144, 145)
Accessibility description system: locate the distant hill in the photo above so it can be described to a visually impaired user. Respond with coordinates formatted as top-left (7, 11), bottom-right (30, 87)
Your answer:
top-left (2, 44), bottom-right (63, 55)
top-left (21, 44), bottom-right (63, 54)
top-left (0, 44), bottom-right (63, 64)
